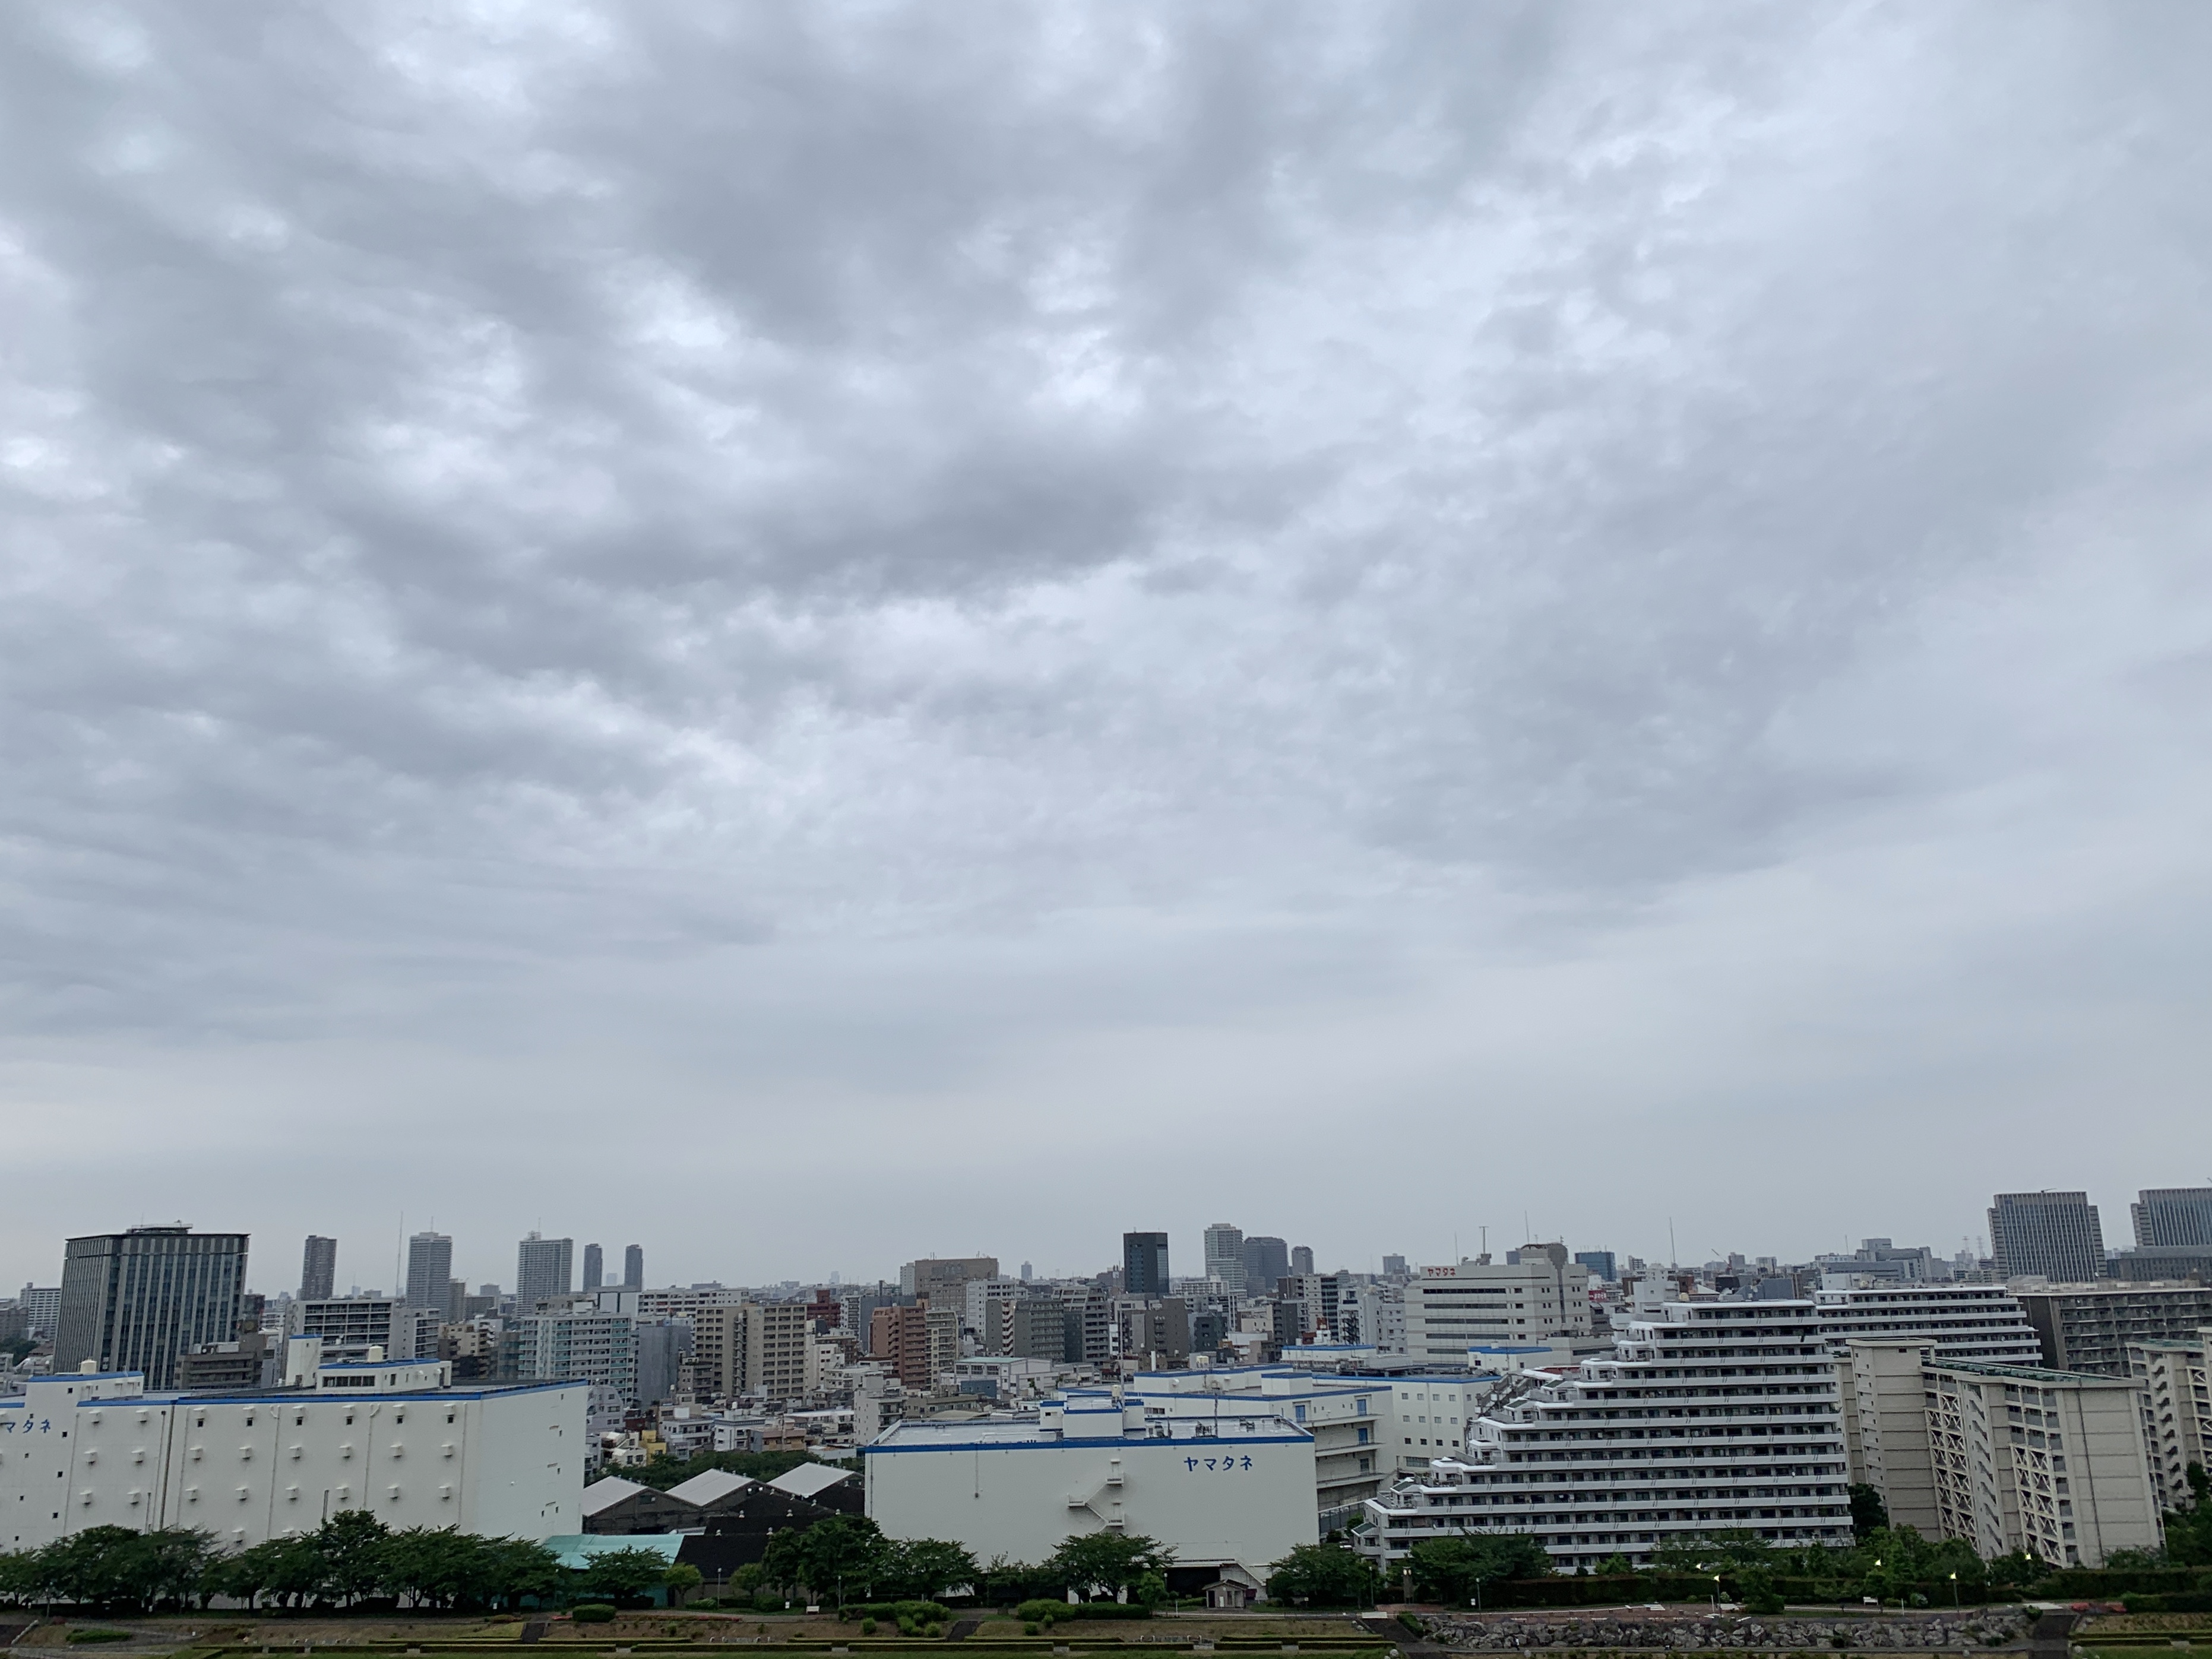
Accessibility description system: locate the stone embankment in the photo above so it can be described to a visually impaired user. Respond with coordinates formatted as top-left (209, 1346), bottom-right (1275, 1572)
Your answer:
top-left (1413, 1610), bottom-right (2030, 1651)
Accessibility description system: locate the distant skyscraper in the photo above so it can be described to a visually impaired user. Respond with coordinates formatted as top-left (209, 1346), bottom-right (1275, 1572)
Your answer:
top-left (515, 1233), bottom-right (574, 1310)
top-left (2132, 1188), bottom-right (2212, 1250)
top-left (54, 1225), bottom-right (248, 1391)
top-left (1381, 1254), bottom-right (1409, 1278)
top-left (300, 1236), bottom-right (337, 1302)
top-left (1290, 1245), bottom-right (1315, 1276)
top-left (1241, 1235), bottom-right (1289, 1293)
top-left (581, 1243), bottom-right (604, 1291)
top-left (1203, 1223), bottom-right (1247, 1294)
top-left (404, 1231), bottom-right (453, 1315)
top-left (1122, 1231), bottom-right (1170, 1298)
top-left (622, 1245), bottom-right (644, 1289)
top-left (1989, 1191), bottom-right (2106, 1283)
top-left (1019, 1261), bottom-right (1033, 1281)
top-left (1575, 1250), bottom-right (1619, 1283)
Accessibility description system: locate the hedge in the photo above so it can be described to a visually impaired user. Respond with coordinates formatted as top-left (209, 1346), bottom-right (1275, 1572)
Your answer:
top-left (2122, 1592), bottom-right (2212, 1613)
top-left (853, 1601), bottom-right (953, 1623)
top-left (1016, 1600), bottom-right (1153, 1622)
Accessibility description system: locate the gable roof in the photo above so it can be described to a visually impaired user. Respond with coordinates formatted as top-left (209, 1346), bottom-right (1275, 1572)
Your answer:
top-left (579, 1476), bottom-right (647, 1516)
top-left (667, 1468), bottom-right (755, 1506)
top-left (768, 1462), bottom-right (855, 1499)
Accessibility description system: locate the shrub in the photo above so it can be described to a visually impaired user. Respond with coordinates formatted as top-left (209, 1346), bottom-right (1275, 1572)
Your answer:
top-left (1397, 1611), bottom-right (1426, 1636)
top-left (66, 1634), bottom-right (131, 1647)
top-left (1015, 1599), bottom-right (1150, 1622)
top-left (856, 1602), bottom-right (952, 1623)
top-left (1023, 1624), bottom-right (1039, 1636)
top-left (860, 1619), bottom-right (876, 1635)
top-left (572, 1604), bottom-right (618, 1625)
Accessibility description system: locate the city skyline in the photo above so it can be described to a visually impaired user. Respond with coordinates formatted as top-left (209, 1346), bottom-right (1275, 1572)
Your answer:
top-left (9, 1189), bottom-right (2202, 1299)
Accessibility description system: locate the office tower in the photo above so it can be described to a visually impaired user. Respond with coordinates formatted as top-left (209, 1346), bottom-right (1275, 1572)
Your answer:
top-left (448, 1278), bottom-right (467, 1321)
top-left (1242, 1236), bottom-right (1289, 1293)
top-left (404, 1231), bottom-right (453, 1315)
top-left (300, 1236), bottom-right (337, 1302)
top-left (1988, 1191), bottom-right (2106, 1283)
top-left (1381, 1254), bottom-right (1409, 1278)
top-left (1122, 1231), bottom-right (1170, 1298)
top-left (1290, 1245), bottom-right (1315, 1276)
top-left (1401, 1250), bottom-right (1592, 1363)
top-left (622, 1244), bottom-right (644, 1290)
top-left (2132, 1188), bottom-right (2212, 1250)
top-left (53, 1226), bottom-right (249, 1391)
top-left (581, 1243), bottom-right (604, 1292)
top-left (1574, 1250), bottom-right (1618, 1283)
top-left (1202, 1223), bottom-right (1246, 1294)
top-left (1019, 1261), bottom-right (1033, 1281)
top-left (515, 1231), bottom-right (574, 1310)
top-left (898, 1257), bottom-right (998, 1299)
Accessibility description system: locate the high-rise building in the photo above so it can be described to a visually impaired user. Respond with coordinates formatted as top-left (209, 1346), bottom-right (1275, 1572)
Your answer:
top-left (1574, 1250), bottom-right (1619, 1283)
top-left (1400, 1248), bottom-right (1592, 1364)
top-left (1357, 1298), bottom-right (1849, 1572)
top-left (898, 1257), bottom-right (998, 1300)
top-left (15, 1284), bottom-right (61, 1340)
top-left (53, 1226), bottom-right (249, 1391)
top-left (404, 1231), bottom-right (454, 1317)
top-left (2132, 1188), bottom-right (2212, 1250)
top-left (581, 1243), bottom-right (604, 1292)
top-left (1202, 1223), bottom-right (1246, 1294)
top-left (1122, 1231), bottom-right (1170, 1298)
top-left (1812, 1282), bottom-right (2042, 1366)
top-left (1842, 1341), bottom-right (2161, 1567)
top-left (1988, 1191), bottom-right (2106, 1283)
top-left (1381, 1255), bottom-right (1409, 1279)
top-left (2128, 1329), bottom-right (2211, 1514)
top-left (512, 1305), bottom-right (638, 1404)
top-left (300, 1236), bottom-right (337, 1302)
top-left (2012, 1280), bottom-right (2212, 1375)
top-left (1290, 1245), bottom-right (1315, 1277)
top-left (691, 1302), bottom-right (818, 1402)
top-left (622, 1245), bottom-right (644, 1290)
top-left (517, 1233), bottom-right (574, 1310)
top-left (869, 1302), bottom-right (955, 1389)
top-left (1242, 1236), bottom-right (1290, 1293)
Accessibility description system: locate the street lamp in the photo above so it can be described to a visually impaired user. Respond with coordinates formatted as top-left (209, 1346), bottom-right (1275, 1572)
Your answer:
top-left (1948, 1572), bottom-right (1959, 1610)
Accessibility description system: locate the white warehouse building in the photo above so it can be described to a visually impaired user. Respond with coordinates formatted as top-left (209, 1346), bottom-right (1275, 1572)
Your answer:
top-left (864, 1389), bottom-right (1316, 1596)
top-left (1, 1351), bottom-right (586, 1552)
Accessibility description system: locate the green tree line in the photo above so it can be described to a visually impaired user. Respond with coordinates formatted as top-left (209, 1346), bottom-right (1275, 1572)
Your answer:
top-left (0, 1514), bottom-right (691, 1614)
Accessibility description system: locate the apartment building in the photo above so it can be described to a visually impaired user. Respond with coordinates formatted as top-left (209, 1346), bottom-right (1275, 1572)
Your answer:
top-left (1355, 1297), bottom-right (1849, 1573)
top-left (868, 1303), bottom-right (957, 1390)
top-left (1401, 1249), bottom-right (1593, 1365)
top-left (1814, 1282), bottom-right (2042, 1365)
top-left (694, 1302), bottom-right (819, 1402)
top-left (514, 1305), bottom-right (640, 1405)
top-left (1841, 1341), bottom-right (2159, 1566)
top-left (2016, 1282), bottom-right (2212, 1375)
top-left (2127, 1330), bottom-right (2210, 1513)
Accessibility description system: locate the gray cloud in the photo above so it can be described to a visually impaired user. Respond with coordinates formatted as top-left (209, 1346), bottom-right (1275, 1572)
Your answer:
top-left (4, 2), bottom-right (2210, 1281)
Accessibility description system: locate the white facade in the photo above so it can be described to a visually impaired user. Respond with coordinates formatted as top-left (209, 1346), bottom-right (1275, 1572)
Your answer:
top-left (1402, 1253), bottom-right (1592, 1365)
top-left (2129, 1331), bottom-right (2210, 1514)
top-left (864, 1389), bottom-right (1315, 1584)
top-left (0, 1364), bottom-right (585, 1552)
top-left (1356, 1297), bottom-right (1849, 1573)
top-left (1132, 1367), bottom-right (1388, 1512)
top-left (1815, 1282), bottom-right (2042, 1365)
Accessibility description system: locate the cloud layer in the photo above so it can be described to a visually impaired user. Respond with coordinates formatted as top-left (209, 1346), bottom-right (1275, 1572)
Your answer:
top-left (4, 2), bottom-right (2210, 1287)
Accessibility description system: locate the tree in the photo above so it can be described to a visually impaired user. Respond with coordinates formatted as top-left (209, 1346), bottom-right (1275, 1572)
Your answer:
top-left (2163, 1463), bottom-right (2212, 1567)
top-left (1043, 1533), bottom-right (1176, 1603)
top-left (761, 1515), bottom-right (889, 1602)
top-left (1405, 1533), bottom-right (1550, 1604)
top-left (1849, 1484), bottom-right (1890, 1540)
top-left (662, 1563), bottom-right (703, 1607)
top-left (878, 1538), bottom-right (978, 1603)
top-left (315, 1510), bottom-right (392, 1606)
top-left (578, 1547), bottom-right (680, 1606)
top-left (1651, 1530), bottom-right (1774, 1575)
top-left (1265, 1543), bottom-right (1379, 1609)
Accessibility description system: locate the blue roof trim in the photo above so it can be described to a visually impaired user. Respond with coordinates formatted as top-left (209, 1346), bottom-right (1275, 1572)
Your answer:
top-left (86, 1380), bottom-right (586, 1407)
top-left (863, 1433), bottom-right (1312, 1455)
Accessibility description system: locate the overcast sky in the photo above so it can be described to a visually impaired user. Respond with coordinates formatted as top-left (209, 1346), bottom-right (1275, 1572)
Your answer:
top-left (5, 2), bottom-right (2210, 1296)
